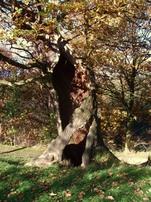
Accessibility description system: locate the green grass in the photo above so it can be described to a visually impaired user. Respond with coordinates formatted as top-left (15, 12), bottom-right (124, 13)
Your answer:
top-left (0, 156), bottom-right (151, 202)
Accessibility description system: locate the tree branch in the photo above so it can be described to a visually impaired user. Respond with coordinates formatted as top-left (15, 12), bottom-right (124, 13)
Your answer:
top-left (0, 78), bottom-right (35, 87)
top-left (0, 74), bottom-right (52, 87)
top-left (0, 67), bottom-right (53, 88)
top-left (0, 80), bottom-right (13, 87)
top-left (0, 52), bottom-right (41, 69)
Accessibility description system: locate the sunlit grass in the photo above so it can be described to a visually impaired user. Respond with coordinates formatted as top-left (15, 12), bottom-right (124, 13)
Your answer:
top-left (0, 155), bottom-right (151, 202)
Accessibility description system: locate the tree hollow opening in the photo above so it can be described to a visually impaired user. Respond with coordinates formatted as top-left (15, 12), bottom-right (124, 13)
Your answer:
top-left (52, 54), bottom-right (75, 129)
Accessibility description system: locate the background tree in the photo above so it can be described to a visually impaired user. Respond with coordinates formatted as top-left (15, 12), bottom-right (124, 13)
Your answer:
top-left (96, 5), bottom-right (151, 151)
top-left (0, 61), bottom-right (57, 146)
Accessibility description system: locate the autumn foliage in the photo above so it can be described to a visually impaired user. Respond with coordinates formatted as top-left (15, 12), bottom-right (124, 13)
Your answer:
top-left (0, 0), bottom-right (150, 152)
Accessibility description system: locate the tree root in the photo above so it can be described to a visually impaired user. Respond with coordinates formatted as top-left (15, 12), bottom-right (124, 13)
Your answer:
top-left (25, 153), bottom-right (59, 167)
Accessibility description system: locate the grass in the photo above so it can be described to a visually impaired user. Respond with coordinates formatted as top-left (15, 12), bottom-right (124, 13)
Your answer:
top-left (0, 146), bottom-right (151, 202)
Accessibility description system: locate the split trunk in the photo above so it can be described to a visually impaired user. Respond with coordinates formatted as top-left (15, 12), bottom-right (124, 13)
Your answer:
top-left (26, 41), bottom-right (110, 167)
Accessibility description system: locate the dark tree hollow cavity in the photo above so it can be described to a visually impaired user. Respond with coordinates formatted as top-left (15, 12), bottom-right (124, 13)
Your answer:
top-left (52, 54), bottom-right (75, 130)
top-left (62, 119), bottom-right (93, 167)
top-left (62, 134), bottom-right (87, 166)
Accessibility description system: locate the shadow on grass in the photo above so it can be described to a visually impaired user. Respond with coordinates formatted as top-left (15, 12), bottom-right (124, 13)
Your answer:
top-left (0, 157), bottom-right (150, 202)
top-left (0, 156), bottom-right (25, 165)
top-left (0, 147), bottom-right (27, 154)
top-left (0, 156), bottom-right (63, 202)
top-left (49, 163), bottom-right (151, 201)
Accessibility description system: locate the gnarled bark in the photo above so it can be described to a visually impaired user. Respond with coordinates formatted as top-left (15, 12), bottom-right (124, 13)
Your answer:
top-left (26, 94), bottom-right (94, 167)
top-left (26, 39), bottom-right (115, 168)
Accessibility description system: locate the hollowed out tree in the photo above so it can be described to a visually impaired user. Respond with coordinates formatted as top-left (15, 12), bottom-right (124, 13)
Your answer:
top-left (0, 35), bottom-right (108, 167)
top-left (26, 39), bottom-right (107, 167)
top-left (0, 0), bottom-right (114, 167)
top-left (2, 0), bottom-right (149, 167)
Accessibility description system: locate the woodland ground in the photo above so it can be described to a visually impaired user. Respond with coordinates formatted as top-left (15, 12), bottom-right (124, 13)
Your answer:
top-left (0, 144), bottom-right (151, 202)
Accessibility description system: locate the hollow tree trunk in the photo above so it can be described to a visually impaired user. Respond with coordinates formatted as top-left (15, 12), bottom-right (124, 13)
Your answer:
top-left (26, 40), bottom-right (111, 167)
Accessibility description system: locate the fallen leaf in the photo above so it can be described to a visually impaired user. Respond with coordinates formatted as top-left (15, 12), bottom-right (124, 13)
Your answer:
top-left (134, 188), bottom-right (143, 196)
top-left (63, 190), bottom-right (72, 197)
top-left (118, 172), bottom-right (127, 177)
top-left (94, 188), bottom-right (104, 196)
top-left (112, 181), bottom-right (119, 187)
top-left (49, 192), bottom-right (57, 196)
top-left (78, 191), bottom-right (85, 199)
top-left (128, 181), bottom-right (135, 186)
top-left (143, 197), bottom-right (150, 201)
top-left (106, 196), bottom-right (115, 200)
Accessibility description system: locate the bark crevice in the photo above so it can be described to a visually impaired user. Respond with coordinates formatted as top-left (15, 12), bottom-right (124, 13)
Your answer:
top-left (25, 42), bottom-right (115, 168)
top-left (52, 54), bottom-right (75, 130)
